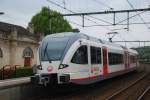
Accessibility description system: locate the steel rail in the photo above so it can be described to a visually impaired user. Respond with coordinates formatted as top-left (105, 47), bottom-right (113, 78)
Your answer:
top-left (137, 85), bottom-right (150, 100)
top-left (105, 73), bottom-right (148, 100)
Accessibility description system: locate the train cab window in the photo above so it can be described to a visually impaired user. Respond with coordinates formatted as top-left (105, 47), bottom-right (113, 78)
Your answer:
top-left (90, 47), bottom-right (101, 64)
top-left (108, 53), bottom-right (123, 65)
top-left (71, 45), bottom-right (88, 64)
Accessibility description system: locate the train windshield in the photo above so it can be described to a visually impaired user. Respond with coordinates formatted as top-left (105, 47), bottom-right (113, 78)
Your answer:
top-left (40, 37), bottom-right (69, 61)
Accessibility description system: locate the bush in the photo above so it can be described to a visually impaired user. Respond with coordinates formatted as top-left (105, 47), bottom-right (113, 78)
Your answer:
top-left (14, 67), bottom-right (33, 78)
top-left (0, 67), bottom-right (33, 80)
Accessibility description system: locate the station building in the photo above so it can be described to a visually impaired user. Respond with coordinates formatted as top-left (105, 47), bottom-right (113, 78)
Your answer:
top-left (0, 22), bottom-right (41, 69)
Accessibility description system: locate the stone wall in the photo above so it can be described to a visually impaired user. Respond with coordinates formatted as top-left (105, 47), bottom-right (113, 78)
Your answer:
top-left (0, 26), bottom-right (39, 69)
top-left (14, 42), bottom-right (38, 67)
top-left (0, 40), bottom-right (10, 68)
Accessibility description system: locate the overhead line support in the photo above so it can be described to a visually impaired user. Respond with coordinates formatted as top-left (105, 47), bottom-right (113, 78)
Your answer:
top-left (127, 11), bottom-right (129, 31)
top-left (82, 15), bottom-right (85, 27)
top-left (62, 8), bottom-right (150, 16)
top-left (113, 12), bottom-right (116, 25)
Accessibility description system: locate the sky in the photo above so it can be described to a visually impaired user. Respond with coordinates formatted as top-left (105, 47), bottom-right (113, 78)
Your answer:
top-left (0, 0), bottom-right (150, 47)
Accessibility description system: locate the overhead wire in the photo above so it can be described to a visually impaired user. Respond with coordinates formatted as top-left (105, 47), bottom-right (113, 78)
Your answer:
top-left (94, 0), bottom-right (147, 43)
top-left (46, 0), bottom-right (150, 44)
top-left (84, 22), bottom-right (150, 27)
top-left (116, 11), bottom-right (146, 25)
top-left (125, 0), bottom-right (150, 47)
top-left (93, 0), bottom-right (115, 24)
top-left (91, 0), bottom-right (149, 46)
top-left (46, 0), bottom-right (112, 30)
top-left (93, 0), bottom-right (113, 9)
top-left (93, 0), bottom-right (121, 21)
top-left (68, 20), bottom-right (83, 27)
top-left (126, 0), bottom-right (150, 32)
top-left (93, 0), bottom-right (128, 32)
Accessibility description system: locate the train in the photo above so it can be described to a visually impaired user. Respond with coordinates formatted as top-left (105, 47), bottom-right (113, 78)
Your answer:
top-left (31, 32), bottom-right (138, 86)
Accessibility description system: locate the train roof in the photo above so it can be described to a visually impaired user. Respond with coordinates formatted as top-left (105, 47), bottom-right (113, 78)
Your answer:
top-left (43, 32), bottom-right (137, 54)
top-left (128, 48), bottom-right (138, 55)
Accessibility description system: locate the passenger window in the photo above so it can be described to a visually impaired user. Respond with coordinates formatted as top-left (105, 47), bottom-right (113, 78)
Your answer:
top-left (90, 46), bottom-right (101, 64)
top-left (108, 53), bottom-right (123, 65)
top-left (71, 45), bottom-right (88, 64)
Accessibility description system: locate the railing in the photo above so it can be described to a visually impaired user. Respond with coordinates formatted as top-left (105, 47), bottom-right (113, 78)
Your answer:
top-left (0, 65), bottom-right (20, 80)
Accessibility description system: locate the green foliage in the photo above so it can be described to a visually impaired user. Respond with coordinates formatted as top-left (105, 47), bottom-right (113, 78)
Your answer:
top-left (133, 46), bottom-right (150, 63)
top-left (30, 6), bottom-right (72, 36)
top-left (0, 67), bottom-right (33, 80)
top-left (14, 67), bottom-right (33, 78)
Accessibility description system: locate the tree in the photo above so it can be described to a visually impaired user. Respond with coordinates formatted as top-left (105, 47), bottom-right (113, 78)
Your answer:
top-left (29, 7), bottom-right (72, 36)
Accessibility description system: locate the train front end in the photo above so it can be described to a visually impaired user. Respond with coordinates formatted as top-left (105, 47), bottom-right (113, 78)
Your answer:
top-left (31, 33), bottom-right (75, 86)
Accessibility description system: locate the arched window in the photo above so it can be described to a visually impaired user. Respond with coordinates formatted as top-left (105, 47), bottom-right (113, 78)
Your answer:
top-left (0, 48), bottom-right (3, 58)
top-left (23, 47), bottom-right (34, 58)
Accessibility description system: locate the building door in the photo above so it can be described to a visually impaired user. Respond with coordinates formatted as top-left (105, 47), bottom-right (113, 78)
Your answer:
top-left (23, 47), bottom-right (34, 67)
top-left (24, 57), bottom-right (31, 66)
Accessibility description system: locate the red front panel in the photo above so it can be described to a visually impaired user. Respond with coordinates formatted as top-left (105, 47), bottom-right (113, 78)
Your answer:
top-left (103, 47), bottom-right (108, 75)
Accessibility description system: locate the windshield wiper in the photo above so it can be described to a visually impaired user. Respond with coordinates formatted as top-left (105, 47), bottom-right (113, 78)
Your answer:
top-left (44, 43), bottom-right (52, 63)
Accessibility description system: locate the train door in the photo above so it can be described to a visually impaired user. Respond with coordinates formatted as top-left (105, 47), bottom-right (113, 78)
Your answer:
top-left (102, 47), bottom-right (108, 75)
top-left (128, 53), bottom-right (130, 68)
top-left (124, 51), bottom-right (129, 69)
top-left (90, 46), bottom-right (102, 78)
top-left (70, 44), bottom-right (90, 79)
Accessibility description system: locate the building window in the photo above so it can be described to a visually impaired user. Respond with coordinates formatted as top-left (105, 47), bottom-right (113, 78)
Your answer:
top-left (90, 46), bottom-right (101, 64)
top-left (23, 47), bottom-right (34, 58)
top-left (0, 48), bottom-right (3, 58)
top-left (108, 53), bottom-right (123, 65)
top-left (71, 45), bottom-right (88, 64)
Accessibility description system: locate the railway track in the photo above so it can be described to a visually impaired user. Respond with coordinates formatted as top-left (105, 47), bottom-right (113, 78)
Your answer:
top-left (106, 73), bottom-right (150, 100)
top-left (137, 86), bottom-right (150, 100)
top-left (29, 72), bottom-right (147, 100)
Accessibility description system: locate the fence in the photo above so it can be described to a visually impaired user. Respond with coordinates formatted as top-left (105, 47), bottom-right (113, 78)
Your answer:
top-left (0, 65), bottom-right (20, 80)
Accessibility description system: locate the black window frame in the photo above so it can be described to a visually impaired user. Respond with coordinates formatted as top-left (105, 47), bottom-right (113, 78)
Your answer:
top-left (90, 46), bottom-right (102, 64)
top-left (108, 52), bottom-right (123, 65)
top-left (71, 45), bottom-right (88, 64)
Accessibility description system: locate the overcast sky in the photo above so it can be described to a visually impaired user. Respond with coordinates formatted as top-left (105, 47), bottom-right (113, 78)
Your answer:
top-left (0, 0), bottom-right (150, 47)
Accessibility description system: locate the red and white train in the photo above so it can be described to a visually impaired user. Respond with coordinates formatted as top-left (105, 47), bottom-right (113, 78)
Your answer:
top-left (31, 32), bottom-right (138, 86)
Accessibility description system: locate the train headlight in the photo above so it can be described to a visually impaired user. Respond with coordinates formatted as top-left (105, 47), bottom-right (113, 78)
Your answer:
top-left (59, 64), bottom-right (69, 69)
top-left (37, 65), bottom-right (42, 70)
